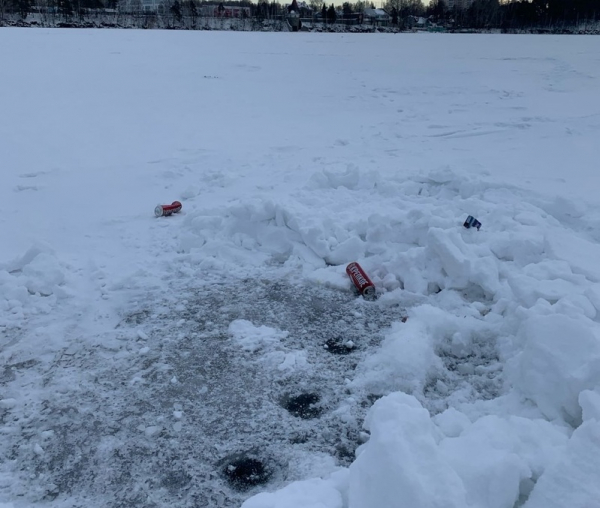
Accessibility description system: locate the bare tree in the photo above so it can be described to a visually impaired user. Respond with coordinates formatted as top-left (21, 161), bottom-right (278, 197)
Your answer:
top-left (58, 0), bottom-right (73, 21)
top-left (184, 0), bottom-right (199, 28)
top-left (0, 0), bottom-right (9, 20)
top-left (385, 0), bottom-right (424, 19)
top-left (353, 0), bottom-right (366, 13)
top-left (427, 0), bottom-right (446, 20)
top-left (16, 0), bottom-right (32, 19)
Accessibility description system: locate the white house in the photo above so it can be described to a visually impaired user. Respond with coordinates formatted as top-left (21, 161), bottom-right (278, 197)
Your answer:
top-left (200, 5), bottom-right (251, 17)
top-left (141, 0), bottom-right (161, 12)
top-left (363, 8), bottom-right (390, 25)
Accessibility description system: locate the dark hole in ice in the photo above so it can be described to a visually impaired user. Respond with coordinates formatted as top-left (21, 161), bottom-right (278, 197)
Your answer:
top-left (283, 393), bottom-right (322, 419)
top-left (222, 456), bottom-right (271, 491)
top-left (324, 338), bottom-right (354, 355)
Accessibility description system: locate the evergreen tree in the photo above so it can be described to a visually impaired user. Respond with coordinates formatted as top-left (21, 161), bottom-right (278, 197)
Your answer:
top-left (466, 0), bottom-right (499, 28)
top-left (427, 0), bottom-right (446, 19)
top-left (58, 0), bottom-right (73, 19)
top-left (342, 1), bottom-right (352, 16)
top-left (353, 0), bottom-right (365, 12)
top-left (326, 2), bottom-right (336, 22)
top-left (187, 0), bottom-right (198, 25)
top-left (170, 0), bottom-right (182, 21)
top-left (14, 0), bottom-right (31, 18)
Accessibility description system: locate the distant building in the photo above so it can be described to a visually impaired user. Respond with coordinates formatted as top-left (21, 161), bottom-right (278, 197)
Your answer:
top-left (141, 0), bottom-right (161, 12)
top-left (363, 8), bottom-right (390, 25)
top-left (201, 5), bottom-right (251, 17)
top-left (406, 15), bottom-right (430, 29)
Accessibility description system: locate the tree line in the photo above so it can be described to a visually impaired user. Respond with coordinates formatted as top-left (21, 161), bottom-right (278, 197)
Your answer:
top-left (2, 0), bottom-right (600, 30)
top-left (438, 0), bottom-right (600, 30)
top-left (383, 0), bottom-right (600, 30)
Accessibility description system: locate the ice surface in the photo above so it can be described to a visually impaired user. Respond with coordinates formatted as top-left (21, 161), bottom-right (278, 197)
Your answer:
top-left (1, 28), bottom-right (600, 507)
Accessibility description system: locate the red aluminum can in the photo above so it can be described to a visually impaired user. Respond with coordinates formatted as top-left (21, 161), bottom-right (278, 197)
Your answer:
top-left (346, 262), bottom-right (376, 300)
top-left (155, 201), bottom-right (182, 217)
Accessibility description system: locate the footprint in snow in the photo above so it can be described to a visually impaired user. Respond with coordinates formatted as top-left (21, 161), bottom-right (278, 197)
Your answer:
top-left (14, 185), bottom-right (40, 192)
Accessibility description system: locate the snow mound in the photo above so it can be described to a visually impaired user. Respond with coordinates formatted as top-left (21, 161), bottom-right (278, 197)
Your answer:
top-left (349, 392), bottom-right (467, 508)
top-left (508, 314), bottom-right (600, 424)
top-left (0, 246), bottom-right (71, 329)
top-left (229, 319), bottom-right (289, 353)
top-left (522, 419), bottom-right (600, 508)
top-left (241, 472), bottom-right (347, 508)
top-left (439, 414), bottom-right (569, 508)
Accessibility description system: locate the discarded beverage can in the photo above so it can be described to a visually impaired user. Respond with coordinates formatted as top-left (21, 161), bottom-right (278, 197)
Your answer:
top-left (155, 201), bottom-right (182, 217)
top-left (463, 215), bottom-right (482, 230)
top-left (346, 262), bottom-right (376, 300)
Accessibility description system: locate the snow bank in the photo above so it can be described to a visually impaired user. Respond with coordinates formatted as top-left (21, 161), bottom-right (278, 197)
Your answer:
top-left (179, 164), bottom-right (600, 507)
top-left (344, 393), bottom-right (571, 508)
top-left (520, 387), bottom-right (600, 507)
top-left (508, 314), bottom-right (600, 424)
top-left (178, 166), bottom-right (510, 298)
top-left (349, 393), bottom-right (467, 508)
top-left (522, 420), bottom-right (600, 508)
top-left (241, 472), bottom-right (348, 508)
top-left (266, 393), bottom-right (570, 508)
top-left (439, 415), bottom-right (569, 508)
top-left (238, 167), bottom-right (600, 506)
top-left (349, 308), bottom-right (441, 396)
top-left (242, 393), bottom-right (571, 508)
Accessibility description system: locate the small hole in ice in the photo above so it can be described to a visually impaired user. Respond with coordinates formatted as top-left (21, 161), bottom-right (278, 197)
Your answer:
top-left (282, 393), bottom-right (322, 419)
top-left (222, 456), bottom-right (271, 490)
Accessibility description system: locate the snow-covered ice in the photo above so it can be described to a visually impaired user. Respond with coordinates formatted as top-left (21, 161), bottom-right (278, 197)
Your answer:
top-left (2, 28), bottom-right (600, 507)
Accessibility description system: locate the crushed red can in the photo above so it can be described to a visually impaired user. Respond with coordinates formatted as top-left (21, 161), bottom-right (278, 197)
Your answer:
top-left (154, 201), bottom-right (182, 217)
top-left (346, 262), bottom-right (376, 300)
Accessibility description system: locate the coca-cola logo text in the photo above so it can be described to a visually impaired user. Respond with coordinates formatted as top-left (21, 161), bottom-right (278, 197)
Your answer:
top-left (348, 264), bottom-right (369, 287)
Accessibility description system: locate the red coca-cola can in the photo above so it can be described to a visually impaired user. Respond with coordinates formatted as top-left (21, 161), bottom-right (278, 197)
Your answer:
top-left (154, 201), bottom-right (182, 217)
top-left (346, 262), bottom-right (376, 300)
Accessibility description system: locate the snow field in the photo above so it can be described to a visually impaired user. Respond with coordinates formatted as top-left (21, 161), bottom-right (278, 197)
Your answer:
top-left (1, 29), bottom-right (600, 507)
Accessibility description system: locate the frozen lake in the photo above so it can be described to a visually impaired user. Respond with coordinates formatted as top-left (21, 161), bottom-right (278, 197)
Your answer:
top-left (1, 28), bottom-right (600, 508)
